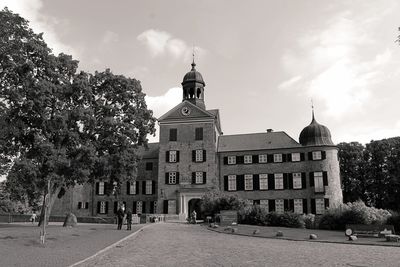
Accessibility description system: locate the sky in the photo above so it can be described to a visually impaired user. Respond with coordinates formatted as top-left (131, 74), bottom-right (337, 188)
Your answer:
top-left (1, 0), bottom-right (400, 145)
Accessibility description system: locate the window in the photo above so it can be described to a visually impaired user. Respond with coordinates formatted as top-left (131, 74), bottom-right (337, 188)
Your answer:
top-left (195, 172), bottom-right (203, 184)
top-left (169, 151), bottom-right (177, 163)
top-left (228, 175), bottom-right (236, 191)
top-left (128, 181), bottom-right (136, 195)
top-left (136, 201), bottom-right (143, 214)
top-left (259, 174), bottom-right (268, 190)
top-left (244, 155), bottom-right (252, 164)
top-left (145, 180), bottom-right (152, 195)
top-left (293, 173), bottom-right (302, 189)
top-left (195, 127), bottom-right (203, 140)
top-left (98, 182), bottom-right (105, 195)
top-left (275, 199), bottom-right (284, 214)
top-left (99, 201), bottom-right (106, 214)
top-left (153, 201), bottom-right (157, 213)
top-left (78, 202), bottom-right (88, 209)
top-left (291, 153), bottom-right (300, 162)
top-left (169, 128), bottom-right (177, 141)
top-left (145, 162), bottom-right (153, 171)
top-left (260, 200), bottom-right (269, 210)
top-left (169, 172), bottom-right (177, 184)
top-left (274, 173), bottom-right (284, 189)
top-left (294, 199), bottom-right (303, 214)
top-left (244, 174), bottom-right (253, 190)
top-left (228, 156), bottom-right (236, 165)
top-left (259, 154), bottom-right (268, 163)
top-left (314, 172), bottom-right (324, 192)
top-left (312, 151), bottom-right (322, 160)
top-left (274, 154), bottom-right (282, 163)
top-left (315, 199), bottom-right (325, 214)
top-left (195, 150), bottom-right (203, 162)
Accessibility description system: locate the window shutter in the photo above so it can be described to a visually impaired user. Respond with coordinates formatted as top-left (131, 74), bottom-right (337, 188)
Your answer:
top-left (289, 199), bottom-right (294, 212)
top-left (177, 151), bottom-right (180, 162)
top-left (126, 181), bottom-right (130, 195)
top-left (300, 153), bottom-right (305, 161)
top-left (253, 174), bottom-right (259, 190)
top-left (105, 201), bottom-right (109, 214)
top-left (284, 199), bottom-right (289, 211)
top-left (267, 154), bottom-right (274, 162)
top-left (152, 181), bottom-right (155, 195)
top-left (322, 151), bottom-right (326, 160)
top-left (192, 172), bottom-right (196, 184)
top-left (136, 181), bottom-right (139, 194)
top-left (203, 150), bottom-right (207, 162)
top-left (323, 172), bottom-right (328, 186)
top-left (288, 173), bottom-right (293, 189)
top-left (165, 173), bottom-right (169, 184)
top-left (302, 199), bottom-right (308, 214)
top-left (223, 157), bottom-right (228, 165)
top-left (237, 175), bottom-right (245, 191)
top-left (224, 176), bottom-right (228, 191)
top-left (282, 154), bottom-right (287, 162)
top-left (97, 202), bottom-right (100, 214)
top-left (85, 202), bottom-right (89, 209)
top-left (192, 150), bottom-right (196, 162)
top-left (176, 172), bottom-right (180, 184)
top-left (301, 173), bottom-right (307, 189)
top-left (237, 156), bottom-right (244, 164)
top-left (142, 201), bottom-right (146, 214)
top-left (324, 198), bottom-right (330, 209)
top-left (78, 202), bottom-right (82, 209)
top-left (308, 152), bottom-right (313, 160)
top-left (252, 155), bottom-right (259, 164)
top-left (150, 201), bottom-right (154, 214)
top-left (133, 201), bottom-right (137, 214)
top-left (269, 199), bottom-right (275, 212)
top-left (166, 151), bottom-right (170, 163)
top-left (142, 181), bottom-right (146, 195)
top-left (309, 172), bottom-right (314, 187)
top-left (268, 174), bottom-right (275, 190)
top-left (283, 173), bottom-right (288, 189)
top-left (203, 172), bottom-right (207, 184)
top-left (114, 201), bottom-right (118, 214)
top-left (95, 182), bottom-right (99, 195)
top-left (287, 153), bottom-right (292, 162)
top-left (163, 200), bottom-right (168, 214)
top-left (311, 199), bottom-right (316, 214)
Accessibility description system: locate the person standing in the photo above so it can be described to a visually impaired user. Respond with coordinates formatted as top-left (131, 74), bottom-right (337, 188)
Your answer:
top-left (30, 212), bottom-right (37, 224)
top-left (126, 208), bottom-right (132, 230)
top-left (116, 207), bottom-right (124, 230)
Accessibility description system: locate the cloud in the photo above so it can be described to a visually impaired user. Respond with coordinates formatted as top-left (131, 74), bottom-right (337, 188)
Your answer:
top-left (137, 29), bottom-right (206, 61)
top-left (278, 75), bottom-right (302, 89)
top-left (101, 30), bottom-right (119, 44)
top-left (1, 0), bottom-right (76, 57)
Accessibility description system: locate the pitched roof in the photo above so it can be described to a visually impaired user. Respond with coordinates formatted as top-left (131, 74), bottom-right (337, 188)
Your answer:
top-left (138, 143), bottom-right (159, 159)
top-left (217, 132), bottom-right (301, 152)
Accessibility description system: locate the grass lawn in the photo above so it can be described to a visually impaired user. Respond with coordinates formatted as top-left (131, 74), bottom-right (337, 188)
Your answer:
top-left (0, 222), bottom-right (143, 267)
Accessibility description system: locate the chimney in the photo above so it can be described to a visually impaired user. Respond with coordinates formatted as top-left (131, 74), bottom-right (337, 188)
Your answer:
top-left (266, 129), bottom-right (273, 133)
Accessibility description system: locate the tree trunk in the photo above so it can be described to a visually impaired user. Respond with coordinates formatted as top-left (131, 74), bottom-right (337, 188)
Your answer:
top-left (38, 185), bottom-right (62, 227)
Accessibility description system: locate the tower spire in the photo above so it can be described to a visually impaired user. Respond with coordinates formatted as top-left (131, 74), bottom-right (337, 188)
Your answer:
top-left (311, 98), bottom-right (316, 122)
top-left (191, 45), bottom-right (196, 70)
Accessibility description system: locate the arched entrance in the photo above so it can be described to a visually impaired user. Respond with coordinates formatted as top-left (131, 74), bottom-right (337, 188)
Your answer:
top-left (188, 198), bottom-right (204, 220)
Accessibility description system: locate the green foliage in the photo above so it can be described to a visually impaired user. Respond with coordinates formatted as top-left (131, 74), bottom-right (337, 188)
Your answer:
top-left (301, 213), bottom-right (316, 229)
top-left (237, 204), bottom-right (269, 225)
top-left (0, 181), bottom-right (34, 214)
top-left (266, 212), bottom-right (305, 228)
top-left (201, 190), bottom-right (246, 216)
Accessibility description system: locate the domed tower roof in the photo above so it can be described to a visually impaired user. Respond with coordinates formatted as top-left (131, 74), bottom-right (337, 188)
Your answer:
top-left (299, 111), bottom-right (334, 146)
top-left (182, 62), bottom-right (205, 86)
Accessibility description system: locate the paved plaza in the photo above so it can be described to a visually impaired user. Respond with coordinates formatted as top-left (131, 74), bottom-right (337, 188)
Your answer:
top-left (77, 223), bottom-right (400, 267)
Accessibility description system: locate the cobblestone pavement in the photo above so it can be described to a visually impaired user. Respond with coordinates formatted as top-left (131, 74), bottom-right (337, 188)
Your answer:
top-left (78, 223), bottom-right (400, 267)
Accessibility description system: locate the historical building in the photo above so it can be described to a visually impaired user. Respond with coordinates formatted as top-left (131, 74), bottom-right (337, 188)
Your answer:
top-left (52, 61), bottom-right (343, 219)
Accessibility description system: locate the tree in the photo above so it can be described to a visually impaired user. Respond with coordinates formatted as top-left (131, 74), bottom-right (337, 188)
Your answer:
top-left (0, 8), bottom-right (156, 225)
top-left (0, 180), bottom-right (34, 214)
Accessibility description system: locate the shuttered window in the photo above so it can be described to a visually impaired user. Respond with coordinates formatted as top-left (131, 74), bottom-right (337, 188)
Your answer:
top-left (274, 173), bottom-right (284, 189)
top-left (169, 172), bottom-right (177, 184)
top-left (136, 201), bottom-right (143, 214)
top-left (244, 155), bottom-right (252, 164)
top-left (259, 174), bottom-right (268, 190)
top-left (99, 201), bottom-right (107, 214)
top-left (169, 151), bottom-right (177, 162)
top-left (195, 150), bottom-right (203, 162)
top-left (291, 153), bottom-right (301, 162)
top-left (228, 156), bottom-right (236, 165)
top-left (314, 172), bottom-right (324, 192)
top-left (275, 199), bottom-right (284, 214)
top-left (293, 173), bottom-right (302, 189)
top-left (273, 154), bottom-right (282, 163)
top-left (195, 172), bottom-right (203, 184)
top-left (294, 199), bottom-right (303, 214)
top-left (244, 174), bottom-right (253, 190)
top-left (312, 151), bottom-right (322, 160)
top-left (315, 199), bottom-right (325, 214)
top-left (260, 199), bottom-right (269, 210)
top-left (128, 181), bottom-right (136, 195)
top-left (228, 175), bottom-right (236, 191)
top-left (259, 154), bottom-right (268, 163)
top-left (98, 182), bottom-right (105, 195)
top-left (145, 180), bottom-right (152, 195)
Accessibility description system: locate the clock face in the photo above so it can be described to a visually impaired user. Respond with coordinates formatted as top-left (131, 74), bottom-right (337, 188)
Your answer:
top-left (181, 106), bottom-right (191, 116)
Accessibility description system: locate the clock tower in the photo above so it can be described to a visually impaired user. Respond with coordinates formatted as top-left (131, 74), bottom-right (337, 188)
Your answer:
top-left (157, 62), bottom-right (222, 218)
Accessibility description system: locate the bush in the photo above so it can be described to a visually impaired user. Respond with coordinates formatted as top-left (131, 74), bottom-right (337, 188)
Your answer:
top-left (238, 205), bottom-right (269, 225)
top-left (386, 212), bottom-right (400, 234)
top-left (201, 190), bottom-right (246, 217)
top-left (301, 214), bottom-right (316, 229)
top-left (266, 212), bottom-right (305, 228)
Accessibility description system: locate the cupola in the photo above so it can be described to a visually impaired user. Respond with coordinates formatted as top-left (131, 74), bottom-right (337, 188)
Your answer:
top-left (299, 110), bottom-right (334, 146)
top-left (182, 60), bottom-right (206, 110)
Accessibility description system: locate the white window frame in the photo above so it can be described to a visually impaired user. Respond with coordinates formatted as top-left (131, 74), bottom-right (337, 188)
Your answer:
top-left (228, 175), bottom-right (236, 191)
top-left (99, 201), bottom-right (106, 214)
top-left (136, 201), bottom-right (143, 214)
top-left (228, 156), bottom-right (236, 165)
top-left (195, 150), bottom-right (203, 162)
top-left (145, 180), bottom-right (152, 195)
top-left (275, 199), bottom-right (284, 214)
top-left (244, 174), bottom-right (253, 190)
top-left (274, 173), bottom-right (284, 189)
top-left (259, 154), bottom-right (268, 163)
top-left (195, 172), bottom-right (203, 184)
top-left (274, 154), bottom-right (283, 163)
top-left (169, 172), bottom-right (177, 184)
top-left (291, 153), bottom-right (301, 162)
top-left (244, 155), bottom-right (252, 164)
top-left (293, 173), bottom-right (302, 189)
top-left (129, 181), bottom-right (136, 195)
top-left (315, 199), bottom-right (325, 215)
top-left (259, 174), bottom-right (268, 190)
top-left (314, 172), bottom-right (324, 192)
top-left (260, 200), bottom-right (269, 210)
top-left (312, 151), bottom-right (322, 160)
top-left (169, 150), bottom-right (177, 162)
top-left (294, 199), bottom-right (303, 214)
top-left (98, 182), bottom-right (105, 195)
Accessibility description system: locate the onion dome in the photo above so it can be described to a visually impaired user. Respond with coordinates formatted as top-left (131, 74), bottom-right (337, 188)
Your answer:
top-left (182, 61), bottom-right (205, 86)
top-left (299, 111), bottom-right (334, 146)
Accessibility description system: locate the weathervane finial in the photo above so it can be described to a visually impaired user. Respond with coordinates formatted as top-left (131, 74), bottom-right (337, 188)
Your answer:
top-left (191, 45), bottom-right (196, 70)
top-left (311, 98), bottom-right (316, 122)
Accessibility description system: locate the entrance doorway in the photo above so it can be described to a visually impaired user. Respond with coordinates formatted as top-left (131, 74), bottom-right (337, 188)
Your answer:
top-left (188, 198), bottom-right (204, 220)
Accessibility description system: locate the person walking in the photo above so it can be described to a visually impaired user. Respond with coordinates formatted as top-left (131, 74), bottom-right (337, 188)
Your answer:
top-left (126, 208), bottom-right (132, 230)
top-left (191, 210), bottom-right (197, 224)
top-left (116, 206), bottom-right (124, 230)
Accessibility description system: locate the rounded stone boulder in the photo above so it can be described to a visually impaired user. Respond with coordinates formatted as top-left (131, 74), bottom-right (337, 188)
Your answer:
top-left (276, 231), bottom-right (283, 237)
top-left (63, 212), bottom-right (77, 227)
top-left (309, 234), bottom-right (318, 240)
top-left (348, 235), bottom-right (358, 241)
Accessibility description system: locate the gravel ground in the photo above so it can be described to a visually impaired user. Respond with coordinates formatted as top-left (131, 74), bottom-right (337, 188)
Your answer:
top-left (0, 222), bottom-right (142, 267)
top-left (78, 223), bottom-right (400, 267)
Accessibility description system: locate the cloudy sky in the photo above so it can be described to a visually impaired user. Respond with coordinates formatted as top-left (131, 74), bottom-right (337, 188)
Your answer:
top-left (2, 0), bottom-right (400, 144)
